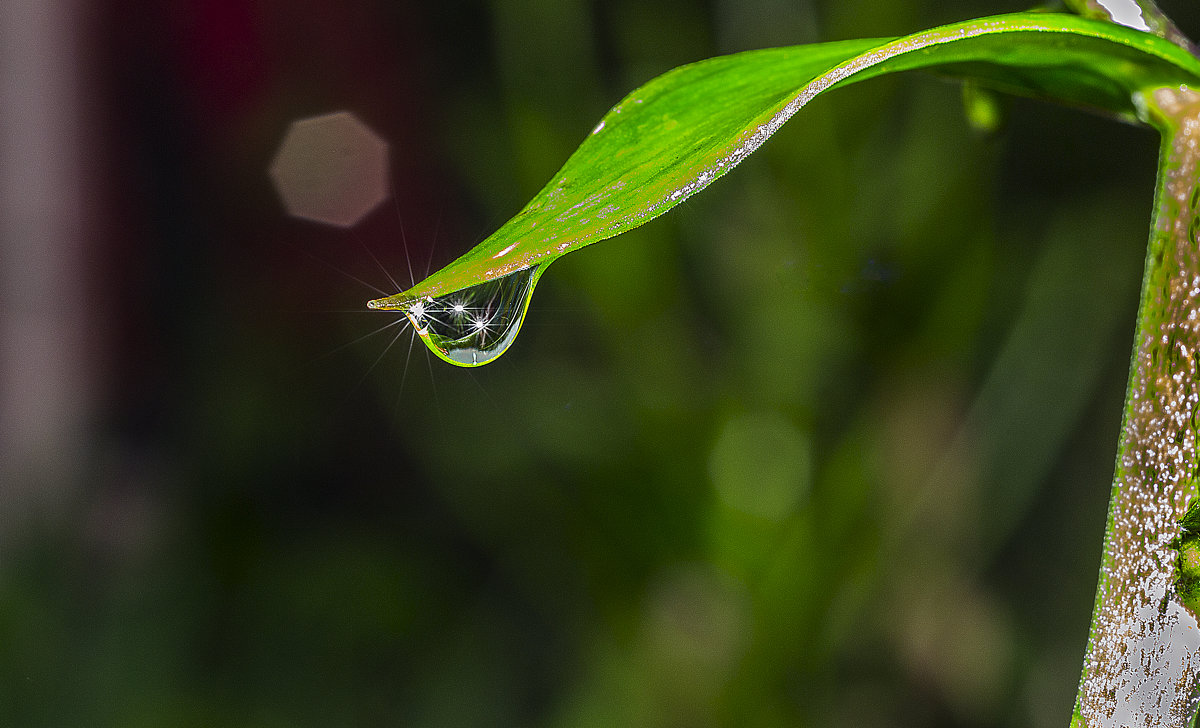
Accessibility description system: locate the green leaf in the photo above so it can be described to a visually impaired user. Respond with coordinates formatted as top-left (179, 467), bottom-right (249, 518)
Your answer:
top-left (368, 11), bottom-right (1200, 366)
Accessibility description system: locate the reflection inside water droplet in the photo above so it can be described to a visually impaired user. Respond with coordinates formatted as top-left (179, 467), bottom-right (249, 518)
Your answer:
top-left (371, 266), bottom-right (544, 367)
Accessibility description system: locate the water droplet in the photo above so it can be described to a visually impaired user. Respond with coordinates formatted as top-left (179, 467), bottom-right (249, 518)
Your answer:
top-left (370, 265), bottom-right (545, 367)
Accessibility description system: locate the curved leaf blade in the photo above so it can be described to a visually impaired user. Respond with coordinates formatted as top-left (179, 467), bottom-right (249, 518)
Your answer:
top-left (370, 36), bottom-right (886, 304)
top-left (369, 10), bottom-right (1200, 328)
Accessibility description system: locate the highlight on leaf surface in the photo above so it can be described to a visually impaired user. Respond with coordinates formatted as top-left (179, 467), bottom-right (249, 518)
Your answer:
top-left (368, 11), bottom-right (1200, 367)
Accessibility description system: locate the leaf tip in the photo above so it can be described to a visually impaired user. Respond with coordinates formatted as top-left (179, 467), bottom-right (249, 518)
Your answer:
top-left (366, 293), bottom-right (411, 311)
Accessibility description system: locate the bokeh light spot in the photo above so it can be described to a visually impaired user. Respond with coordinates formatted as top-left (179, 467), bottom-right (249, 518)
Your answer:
top-left (268, 111), bottom-right (389, 227)
top-left (709, 410), bottom-right (811, 521)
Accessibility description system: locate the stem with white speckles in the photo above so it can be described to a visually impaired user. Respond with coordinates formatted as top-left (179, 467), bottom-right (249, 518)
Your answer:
top-left (1064, 0), bottom-right (1199, 55)
top-left (1072, 87), bottom-right (1200, 728)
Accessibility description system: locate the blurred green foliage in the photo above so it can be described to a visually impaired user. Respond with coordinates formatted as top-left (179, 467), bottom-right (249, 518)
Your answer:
top-left (3, 1), bottom-right (1199, 727)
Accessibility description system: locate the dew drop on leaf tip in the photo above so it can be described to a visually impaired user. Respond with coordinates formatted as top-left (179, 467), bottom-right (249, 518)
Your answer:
top-left (367, 265), bottom-right (545, 367)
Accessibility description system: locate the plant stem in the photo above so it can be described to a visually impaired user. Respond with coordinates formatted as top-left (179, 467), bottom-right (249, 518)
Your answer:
top-left (1064, 0), bottom-right (1199, 55)
top-left (1072, 86), bottom-right (1200, 728)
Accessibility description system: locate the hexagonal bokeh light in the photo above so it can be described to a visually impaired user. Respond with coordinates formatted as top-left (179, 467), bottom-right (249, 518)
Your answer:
top-left (268, 111), bottom-right (389, 227)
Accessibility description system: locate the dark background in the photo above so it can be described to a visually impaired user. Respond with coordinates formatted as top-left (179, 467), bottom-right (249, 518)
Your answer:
top-left (4, 0), bottom-right (1199, 726)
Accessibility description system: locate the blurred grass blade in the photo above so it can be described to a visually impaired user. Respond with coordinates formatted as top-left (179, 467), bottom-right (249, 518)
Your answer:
top-left (369, 11), bottom-right (1200, 361)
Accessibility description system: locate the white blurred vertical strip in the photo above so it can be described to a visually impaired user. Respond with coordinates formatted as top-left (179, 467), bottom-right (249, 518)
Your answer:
top-left (0, 0), bottom-right (87, 530)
